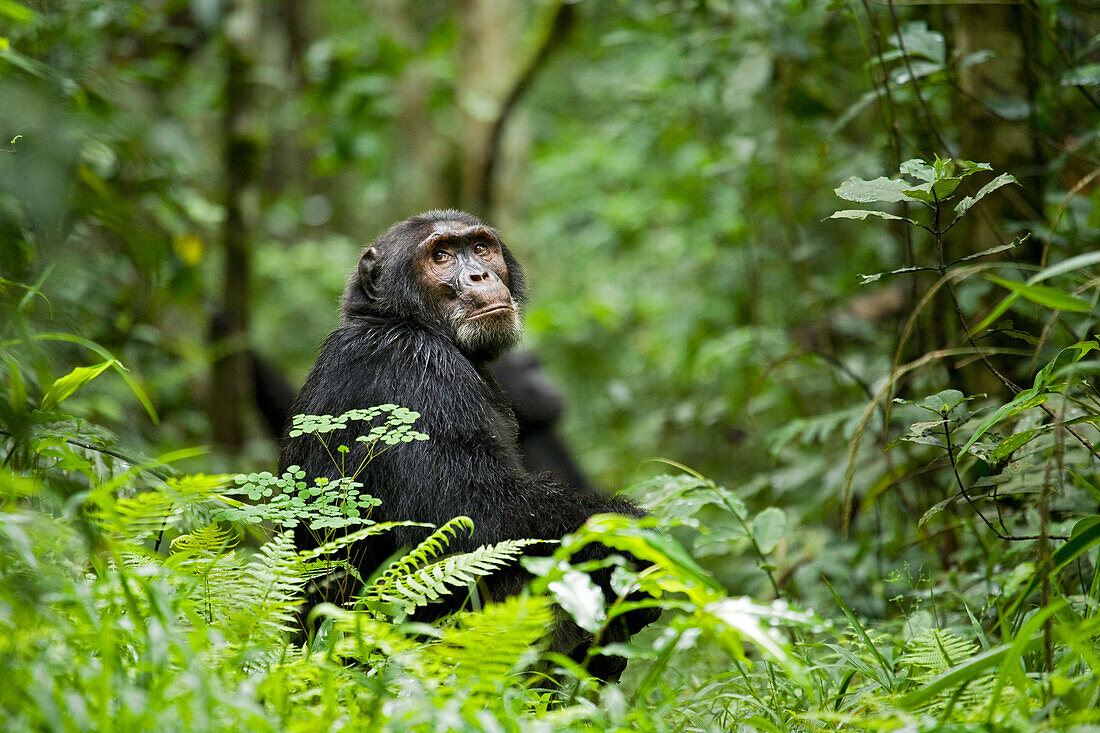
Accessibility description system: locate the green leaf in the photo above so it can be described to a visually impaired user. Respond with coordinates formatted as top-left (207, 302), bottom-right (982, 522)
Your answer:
top-left (992, 428), bottom-right (1042, 460)
top-left (898, 634), bottom-right (1043, 710)
top-left (31, 333), bottom-right (159, 422)
top-left (1029, 249), bottom-right (1100, 284)
top-left (891, 21), bottom-right (945, 64)
top-left (0, 0), bottom-right (35, 22)
top-left (958, 387), bottom-right (1048, 459)
top-left (548, 569), bottom-right (606, 633)
top-left (899, 158), bottom-right (935, 182)
top-left (827, 209), bottom-right (911, 222)
top-left (953, 173), bottom-right (1017, 217)
top-left (917, 389), bottom-right (966, 413)
top-left (985, 274), bottom-right (1092, 312)
top-left (750, 507), bottom-right (786, 554)
top-left (1062, 63), bottom-right (1100, 86)
top-left (835, 176), bottom-right (910, 204)
top-left (904, 178), bottom-right (962, 202)
top-left (952, 238), bottom-right (1022, 264)
top-left (40, 360), bottom-right (115, 412)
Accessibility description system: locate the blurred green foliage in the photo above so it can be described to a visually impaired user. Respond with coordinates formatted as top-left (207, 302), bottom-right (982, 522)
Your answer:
top-left (4, 0), bottom-right (1100, 729)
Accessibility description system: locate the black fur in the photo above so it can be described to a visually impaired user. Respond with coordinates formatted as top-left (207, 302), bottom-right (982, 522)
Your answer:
top-left (278, 210), bottom-right (655, 678)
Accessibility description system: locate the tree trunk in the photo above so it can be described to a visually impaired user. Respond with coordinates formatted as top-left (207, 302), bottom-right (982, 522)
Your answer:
top-left (211, 0), bottom-right (262, 452)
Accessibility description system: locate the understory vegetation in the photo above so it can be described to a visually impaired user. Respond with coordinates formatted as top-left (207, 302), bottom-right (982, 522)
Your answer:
top-left (4, 1), bottom-right (1100, 731)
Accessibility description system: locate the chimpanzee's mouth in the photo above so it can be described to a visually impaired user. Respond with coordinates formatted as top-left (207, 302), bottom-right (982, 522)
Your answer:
top-left (468, 304), bottom-right (514, 320)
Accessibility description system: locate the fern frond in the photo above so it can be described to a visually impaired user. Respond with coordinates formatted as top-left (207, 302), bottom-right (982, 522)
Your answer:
top-left (901, 629), bottom-right (996, 716)
top-left (425, 595), bottom-right (554, 689)
top-left (298, 520), bottom-right (432, 564)
top-left (366, 516), bottom-right (473, 598)
top-left (170, 524), bottom-right (240, 556)
top-left (365, 537), bottom-right (545, 614)
top-left (103, 490), bottom-right (180, 541)
top-left (230, 531), bottom-right (307, 645)
top-left (901, 629), bottom-right (975, 673)
top-left (168, 525), bottom-right (246, 622)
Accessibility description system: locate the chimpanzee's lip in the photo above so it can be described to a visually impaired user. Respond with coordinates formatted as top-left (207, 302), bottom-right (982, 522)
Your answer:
top-left (467, 304), bottom-right (513, 320)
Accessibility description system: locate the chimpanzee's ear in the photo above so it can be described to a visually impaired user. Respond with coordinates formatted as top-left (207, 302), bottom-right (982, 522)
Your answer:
top-left (358, 247), bottom-right (380, 299)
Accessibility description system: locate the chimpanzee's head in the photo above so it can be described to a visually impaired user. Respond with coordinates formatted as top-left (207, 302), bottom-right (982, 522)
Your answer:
top-left (343, 210), bottom-right (528, 362)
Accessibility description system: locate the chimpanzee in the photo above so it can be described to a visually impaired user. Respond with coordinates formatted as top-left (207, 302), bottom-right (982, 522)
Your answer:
top-left (278, 210), bottom-right (655, 678)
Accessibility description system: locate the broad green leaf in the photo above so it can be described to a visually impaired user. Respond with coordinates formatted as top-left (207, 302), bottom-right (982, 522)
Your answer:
top-left (900, 158), bottom-right (935, 182)
top-left (917, 389), bottom-right (966, 413)
top-left (992, 427), bottom-right (1042, 460)
top-left (985, 274), bottom-right (1092, 312)
top-left (40, 360), bottom-right (115, 412)
top-left (750, 507), bottom-right (786, 554)
top-left (835, 176), bottom-right (910, 204)
top-left (891, 21), bottom-right (944, 64)
top-left (958, 387), bottom-right (1048, 459)
top-left (901, 185), bottom-right (935, 203)
top-left (953, 173), bottom-right (1018, 217)
top-left (932, 177), bottom-right (962, 198)
top-left (901, 177), bottom-right (963, 202)
top-left (548, 569), bottom-right (606, 633)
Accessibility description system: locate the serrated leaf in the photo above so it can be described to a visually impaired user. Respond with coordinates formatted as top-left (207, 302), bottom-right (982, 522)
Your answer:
top-left (835, 176), bottom-right (910, 203)
top-left (985, 274), bottom-right (1092, 312)
top-left (40, 360), bottom-right (115, 412)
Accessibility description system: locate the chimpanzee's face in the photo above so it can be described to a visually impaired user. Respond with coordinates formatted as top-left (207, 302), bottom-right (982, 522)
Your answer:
top-left (351, 212), bottom-right (525, 362)
top-left (414, 220), bottom-right (521, 360)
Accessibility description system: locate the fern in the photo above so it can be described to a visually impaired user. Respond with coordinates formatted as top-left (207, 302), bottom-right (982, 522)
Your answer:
top-left (230, 531), bottom-right (307, 647)
top-left (168, 524), bottom-right (246, 622)
top-left (901, 629), bottom-right (995, 716)
top-left (426, 594), bottom-right (554, 690)
top-left (364, 516), bottom-right (546, 615)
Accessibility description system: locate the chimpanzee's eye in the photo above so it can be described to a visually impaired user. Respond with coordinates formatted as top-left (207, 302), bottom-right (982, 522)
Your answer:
top-left (473, 242), bottom-right (489, 256)
top-left (433, 249), bottom-right (451, 263)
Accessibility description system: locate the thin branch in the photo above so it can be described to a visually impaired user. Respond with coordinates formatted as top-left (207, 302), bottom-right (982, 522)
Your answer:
top-left (477, 2), bottom-right (576, 217)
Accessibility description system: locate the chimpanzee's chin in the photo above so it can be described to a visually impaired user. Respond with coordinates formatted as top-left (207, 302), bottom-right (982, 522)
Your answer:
top-left (455, 310), bottom-right (521, 361)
